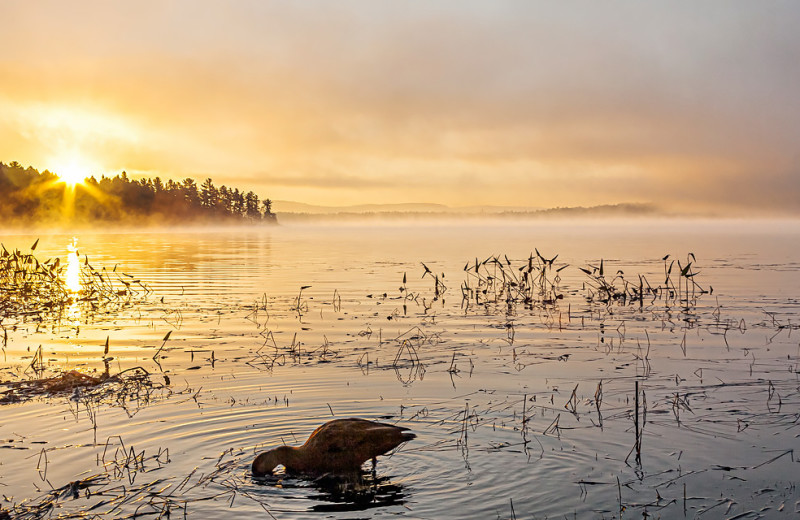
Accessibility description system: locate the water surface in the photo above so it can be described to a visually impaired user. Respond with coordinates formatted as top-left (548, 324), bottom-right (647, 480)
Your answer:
top-left (1, 219), bottom-right (799, 518)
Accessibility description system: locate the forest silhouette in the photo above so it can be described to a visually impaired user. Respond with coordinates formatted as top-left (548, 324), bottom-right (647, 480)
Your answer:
top-left (0, 161), bottom-right (277, 227)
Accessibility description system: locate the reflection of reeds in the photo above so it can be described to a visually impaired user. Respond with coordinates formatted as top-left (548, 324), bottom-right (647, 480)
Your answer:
top-left (291, 285), bottom-right (311, 314)
top-left (152, 330), bottom-right (172, 361)
top-left (245, 292), bottom-right (271, 327)
top-left (247, 329), bottom-right (286, 370)
top-left (26, 345), bottom-right (45, 376)
top-left (594, 380), bottom-right (603, 428)
top-left (332, 289), bottom-right (342, 312)
top-left (633, 331), bottom-right (652, 376)
top-left (634, 381), bottom-right (642, 465)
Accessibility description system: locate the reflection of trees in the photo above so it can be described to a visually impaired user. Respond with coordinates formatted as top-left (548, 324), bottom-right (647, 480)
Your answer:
top-left (0, 161), bottom-right (278, 226)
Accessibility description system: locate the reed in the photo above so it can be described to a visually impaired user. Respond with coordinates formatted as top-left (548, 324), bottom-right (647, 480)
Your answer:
top-left (594, 380), bottom-right (603, 427)
top-left (564, 384), bottom-right (579, 415)
top-left (460, 251), bottom-right (566, 312)
top-left (291, 285), bottom-right (311, 314)
top-left (579, 253), bottom-right (708, 315)
top-left (1, 240), bottom-right (150, 326)
top-left (7, 440), bottom-right (267, 519)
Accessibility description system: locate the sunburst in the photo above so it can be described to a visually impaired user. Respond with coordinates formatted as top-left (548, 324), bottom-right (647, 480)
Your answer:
top-left (53, 156), bottom-right (93, 187)
top-left (42, 153), bottom-right (106, 219)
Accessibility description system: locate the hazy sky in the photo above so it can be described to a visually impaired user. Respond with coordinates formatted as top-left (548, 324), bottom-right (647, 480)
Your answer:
top-left (1, 1), bottom-right (799, 213)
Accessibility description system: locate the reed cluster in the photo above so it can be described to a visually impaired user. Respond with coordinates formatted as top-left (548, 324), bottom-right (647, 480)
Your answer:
top-left (0, 240), bottom-right (150, 324)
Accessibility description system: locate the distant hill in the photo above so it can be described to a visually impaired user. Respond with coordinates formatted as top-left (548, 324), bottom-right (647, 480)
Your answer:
top-left (273, 201), bottom-right (450, 214)
top-left (274, 201), bottom-right (660, 222)
top-left (272, 200), bottom-right (544, 215)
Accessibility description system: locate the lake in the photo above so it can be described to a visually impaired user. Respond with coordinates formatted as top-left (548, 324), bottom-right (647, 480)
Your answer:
top-left (1, 219), bottom-right (799, 519)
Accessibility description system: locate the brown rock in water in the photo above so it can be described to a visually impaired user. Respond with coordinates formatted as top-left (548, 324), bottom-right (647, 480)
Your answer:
top-left (252, 418), bottom-right (415, 477)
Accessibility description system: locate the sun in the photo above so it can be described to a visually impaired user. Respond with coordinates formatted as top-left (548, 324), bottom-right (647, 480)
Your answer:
top-left (43, 153), bottom-right (107, 219)
top-left (57, 161), bottom-right (88, 187)
top-left (53, 156), bottom-right (94, 187)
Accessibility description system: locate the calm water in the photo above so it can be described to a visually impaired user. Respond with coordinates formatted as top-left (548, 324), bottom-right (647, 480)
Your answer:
top-left (1, 219), bottom-right (799, 518)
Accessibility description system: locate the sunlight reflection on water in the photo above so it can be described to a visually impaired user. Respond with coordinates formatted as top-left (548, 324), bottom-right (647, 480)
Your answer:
top-left (65, 237), bottom-right (81, 294)
top-left (64, 237), bottom-right (82, 323)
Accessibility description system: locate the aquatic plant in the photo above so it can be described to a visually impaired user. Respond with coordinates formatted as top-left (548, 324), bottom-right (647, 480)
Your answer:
top-left (579, 253), bottom-right (709, 310)
top-left (0, 240), bottom-right (150, 325)
top-left (460, 250), bottom-right (567, 312)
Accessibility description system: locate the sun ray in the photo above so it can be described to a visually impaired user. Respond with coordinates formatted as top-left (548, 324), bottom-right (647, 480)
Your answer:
top-left (39, 153), bottom-right (109, 219)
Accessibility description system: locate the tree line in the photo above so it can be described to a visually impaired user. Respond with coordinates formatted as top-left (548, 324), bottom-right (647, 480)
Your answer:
top-left (0, 161), bottom-right (277, 226)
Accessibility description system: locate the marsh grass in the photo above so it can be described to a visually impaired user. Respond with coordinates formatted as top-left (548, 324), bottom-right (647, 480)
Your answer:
top-left (460, 250), bottom-right (566, 312)
top-left (0, 240), bottom-right (150, 326)
top-left (0, 365), bottom-right (171, 413)
top-left (5, 443), bottom-right (269, 520)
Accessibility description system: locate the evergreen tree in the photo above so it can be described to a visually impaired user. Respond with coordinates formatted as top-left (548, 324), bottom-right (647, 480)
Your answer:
top-left (0, 161), bottom-right (277, 226)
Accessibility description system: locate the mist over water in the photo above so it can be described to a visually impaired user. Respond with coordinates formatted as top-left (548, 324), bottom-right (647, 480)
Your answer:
top-left (1, 219), bottom-right (799, 518)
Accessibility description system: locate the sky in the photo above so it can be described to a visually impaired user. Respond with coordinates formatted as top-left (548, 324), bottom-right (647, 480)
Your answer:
top-left (1, 1), bottom-right (799, 214)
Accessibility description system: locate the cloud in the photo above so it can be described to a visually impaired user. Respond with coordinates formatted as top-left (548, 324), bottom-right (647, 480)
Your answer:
top-left (1, 1), bottom-right (799, 212)
top-left (247, 172), bottom-right (395, 189)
